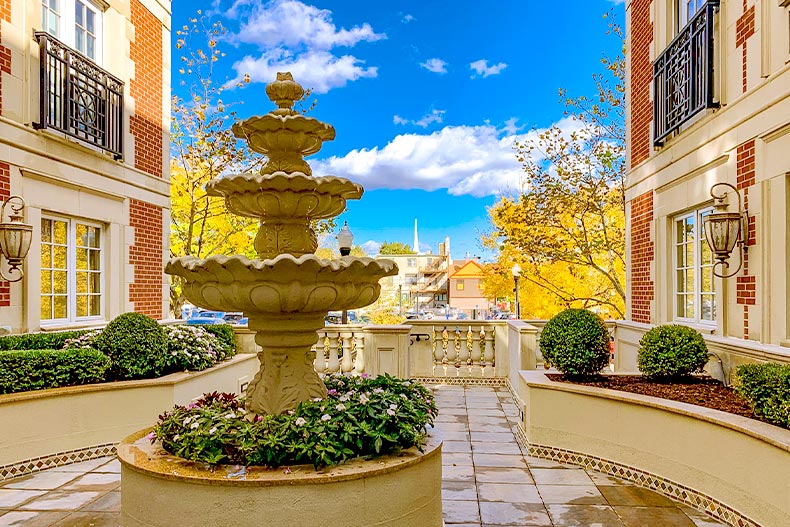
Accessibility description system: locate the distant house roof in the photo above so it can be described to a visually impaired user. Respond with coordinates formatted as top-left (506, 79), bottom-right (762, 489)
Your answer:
top-left (449, 259), bottom-right (485, 279)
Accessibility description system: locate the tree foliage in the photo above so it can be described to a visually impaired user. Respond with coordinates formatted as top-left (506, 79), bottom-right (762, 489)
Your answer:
top-left (484, 16), bottom-right (625, 318)
top-left (378, 241), bottom-right (416, 255)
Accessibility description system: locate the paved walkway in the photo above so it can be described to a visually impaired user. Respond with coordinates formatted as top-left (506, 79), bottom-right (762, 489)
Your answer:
top-left (0, 384), bottom-right (728, 526)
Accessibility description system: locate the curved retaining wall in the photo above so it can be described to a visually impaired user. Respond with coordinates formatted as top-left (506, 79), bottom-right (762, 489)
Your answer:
top-left (119, 429), bottom-right (443, 527)
top-left (516, 371), bottom-right (790, 527)
top-left (0, 354), bottom-right (258, 479)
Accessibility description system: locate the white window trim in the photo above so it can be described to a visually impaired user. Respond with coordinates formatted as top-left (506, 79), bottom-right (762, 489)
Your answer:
top-left (673, 207), bottom-right (717, 326)
top-left (41, 0), bottom-right (104, 64)
top-left (41, 215), bottom-right (105, 326)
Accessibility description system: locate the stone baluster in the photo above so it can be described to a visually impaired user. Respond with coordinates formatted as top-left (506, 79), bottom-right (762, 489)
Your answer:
top-left (483, 328), bottom-right (495, 372)
top-left (450, 328), bottom-right (461, 369)
top-left (471, 326), bottom-right (483, 366)
top-left (354, 334), bottom-right (365, 374)
top-left (432, 325), bottom-right (443, 363)
top-left (458, 326), bottom-right (471, 368)
top-left (313, 331), bottom-right (328, 373)
top-left (327, 331), bottom-right (341, 373)
top-left (440, 327), bottom-right (450, 365)
top-left (340, 329), bottom-right (354, 373)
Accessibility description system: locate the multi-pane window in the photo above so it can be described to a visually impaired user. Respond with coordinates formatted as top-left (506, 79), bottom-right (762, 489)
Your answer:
top-left (41, 217), bottom-right (103, 323)
top-left (41, 0), bottom-right (102, 62)
top-left (406, 258), bottom-right (417, 267)
top-left (456, 280), bottom-right (465, 291)
top-left (674, 209), bottom-right (716, 324)
top-left (678, 0), bottom-right (705, 29)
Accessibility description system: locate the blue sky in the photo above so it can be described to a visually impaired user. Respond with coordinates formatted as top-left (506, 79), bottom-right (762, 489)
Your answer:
top-left (174, 0), bottom-right (625, 260)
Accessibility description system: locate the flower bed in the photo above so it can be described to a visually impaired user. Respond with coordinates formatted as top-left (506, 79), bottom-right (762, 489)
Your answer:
top-left (153, 374), bottom-right (438, 467)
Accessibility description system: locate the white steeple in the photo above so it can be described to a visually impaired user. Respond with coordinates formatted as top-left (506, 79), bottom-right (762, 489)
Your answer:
top-left (413, 218), bottom-right (419, 254)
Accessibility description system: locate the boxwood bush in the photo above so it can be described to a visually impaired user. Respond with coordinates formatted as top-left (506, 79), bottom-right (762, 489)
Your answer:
top-left (539, 309), bottom-right (610, 377)
top-left (94, 313), bottom-right (169, 379)
top-left (0, 329), bottom-right (94, 351)
top-left (0, 348), bottom-right (110, 394)
top-left (638, 324), bottom-right (708, 379)
top-left (735, 363), bottom-right (790, 429)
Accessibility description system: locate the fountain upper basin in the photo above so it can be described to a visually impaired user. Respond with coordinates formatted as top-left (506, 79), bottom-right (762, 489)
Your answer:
top-left (166, 254), bottom-right (398, 315)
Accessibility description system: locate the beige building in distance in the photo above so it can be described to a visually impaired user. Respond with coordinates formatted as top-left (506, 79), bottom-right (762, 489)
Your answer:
top-left (0, 0), bottom-right (171, 332)
top-left (625, 0), bottom-right (790, 372)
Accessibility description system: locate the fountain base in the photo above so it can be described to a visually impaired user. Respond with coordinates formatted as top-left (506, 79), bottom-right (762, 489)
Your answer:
top-left (119, 429), bottom-right (443, 527)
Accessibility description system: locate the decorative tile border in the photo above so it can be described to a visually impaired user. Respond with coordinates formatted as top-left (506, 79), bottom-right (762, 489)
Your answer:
top-left (0, 443), bottom-right (117, 481)
top-left (411, 376), bottom-right (506, 386)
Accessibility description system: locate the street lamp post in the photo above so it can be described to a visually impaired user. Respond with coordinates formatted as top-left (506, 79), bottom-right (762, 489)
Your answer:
top-left (511, 263), bottom-right (521, 320)
top-left (336, 221), bottom-right (354, 324)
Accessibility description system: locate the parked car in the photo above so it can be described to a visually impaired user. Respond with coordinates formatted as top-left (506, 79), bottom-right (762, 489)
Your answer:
top-left (222, 312), bottom-right (248, 326)
top-left (186, 310), bottom-right (227, 325)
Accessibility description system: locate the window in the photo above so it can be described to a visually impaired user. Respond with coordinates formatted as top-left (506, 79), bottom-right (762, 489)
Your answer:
top-left (674, 209), bottom-right (716, 324)
top-left (41, 0), bottom-right (102, 62)
top-left (677, 0), bottom-right (705, 29)
top-left (456, 280), bottom-right (465, 291)
top-left (405, 274), bottom-right (417, 285)
top-left (41, 217), bottom-right (103, 323)
top-left (406, 258), bottom-right (417, 267)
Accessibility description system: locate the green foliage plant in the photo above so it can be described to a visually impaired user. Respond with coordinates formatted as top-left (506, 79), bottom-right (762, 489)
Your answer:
top-left (378, 241), bottom-right (416, 255)
top-left (735, 363), bottom-right (790, 429)
top-left (637, 325), bottom-right (708, 379)
top-left (164, 325), bottom-right (220, 371)
top-left (0, 329), bottom-right (93, 351)
top-left (94, 313), bottom-right (169, 379)
top-left (539, 309), bottom-right (610, 377)
top-left (0, 348), bottom-right (110, 394)
top-left (152, 374), bottom-right (438, 468)
top-left (203, 324), bottom-right (237, 359)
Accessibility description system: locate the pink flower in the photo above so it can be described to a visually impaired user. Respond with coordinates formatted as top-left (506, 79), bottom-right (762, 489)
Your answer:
top-left (327, 389), bottom-right (338, 396)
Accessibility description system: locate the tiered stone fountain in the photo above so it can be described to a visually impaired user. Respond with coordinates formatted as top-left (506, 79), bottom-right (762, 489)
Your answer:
top-left (118, 73), bottom-right (443, 527)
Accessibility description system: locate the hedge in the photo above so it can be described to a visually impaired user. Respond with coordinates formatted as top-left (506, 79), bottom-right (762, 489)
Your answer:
top-left (735, 363), bottom-right (790, 429)
top-left (0, 348), bottom-right (111, 394)
top-left (0, 329), bottom-right (94, 351)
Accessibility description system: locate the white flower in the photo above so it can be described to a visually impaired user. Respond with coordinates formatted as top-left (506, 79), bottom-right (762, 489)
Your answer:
top-left (312, 397), bottom-right (323, 402)
top-left (339, 394), bottom-right (350, 402)
top-left (190, 422), bottom-right (199, 429)
top-left (320, 414), bottom-right (331, 422)
top-left (183, 417), bottom-right (192, 425)
top-left (373, 388), bottom-right (385, 394)
top-left (173, 434), bottom-right (180, 441)
top-left (386, 409), bottom-right (396, 416)
top-left (335, 403), bottom-right (346, 411)
top-left (224, 413), bottom-right (236, 419)
top-left (295, 417), bottom-right (307, 426)
top-left (209, 427), bottom-right (217, 434)
top-left (359, 394), bottom-right (370, 404)
top-left (287, 410), bottom-right (295, 415)
top-left (389, 403), bottom-right (398, 410)
top-left (400, 394), bottom-right (408, 400)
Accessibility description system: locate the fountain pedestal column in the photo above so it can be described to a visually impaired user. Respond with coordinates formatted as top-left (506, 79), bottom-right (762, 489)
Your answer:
top-left (245, 313), bottom-right (327, 415)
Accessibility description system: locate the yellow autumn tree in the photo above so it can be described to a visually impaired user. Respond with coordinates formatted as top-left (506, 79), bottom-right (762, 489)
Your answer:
top-left (484, 17), bottom-right (625, 319)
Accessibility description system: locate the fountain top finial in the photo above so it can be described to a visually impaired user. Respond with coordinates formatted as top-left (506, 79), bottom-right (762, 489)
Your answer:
top-left (265, 72), bottom-right (305, 114)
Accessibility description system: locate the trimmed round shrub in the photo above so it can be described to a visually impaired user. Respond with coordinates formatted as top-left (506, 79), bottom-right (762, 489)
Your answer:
top-left (637, 324), bottom-right (708, 379)
top-left (203, 324), bottom-right (237, 360)
top-left (94, 312), bottom-right (169, 379)
top-left (164, 325), bottom-right (219, 372)
top-left (539, 309), bottom-right (610, 377)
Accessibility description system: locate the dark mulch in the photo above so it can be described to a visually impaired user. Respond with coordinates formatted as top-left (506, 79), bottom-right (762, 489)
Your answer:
top-left (546, 374), bottom-right (757, 420)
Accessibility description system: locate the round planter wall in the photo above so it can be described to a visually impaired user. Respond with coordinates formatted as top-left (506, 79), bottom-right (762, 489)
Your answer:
top-left (118, 429), bottom-right (443, 527)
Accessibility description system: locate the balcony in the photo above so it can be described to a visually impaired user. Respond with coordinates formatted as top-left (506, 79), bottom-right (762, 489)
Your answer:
top-left (653, 1), bottom-right (719, 146)
top-left (34, 32), bottom-right (124, 160)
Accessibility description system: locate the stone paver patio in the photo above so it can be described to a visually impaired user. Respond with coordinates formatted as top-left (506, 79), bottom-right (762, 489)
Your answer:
top-left (0, 384), bottom-right (728, 526)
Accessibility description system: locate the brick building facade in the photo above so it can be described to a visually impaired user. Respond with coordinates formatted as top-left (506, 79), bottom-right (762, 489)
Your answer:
top-left (0, 0), bottom-right (171, 332)
top-left (625, 0), bottom-right (790, 368)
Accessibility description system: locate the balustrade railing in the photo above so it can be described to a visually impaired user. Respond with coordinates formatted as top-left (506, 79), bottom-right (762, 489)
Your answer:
top-left (653, 1), bottom-right (719, 146)
top-left (409, 321), bottom-right (499, 378)
top-left (34, 32), bottom-right (124, 159)
top-left (313, 325), bottom-right (366, 375)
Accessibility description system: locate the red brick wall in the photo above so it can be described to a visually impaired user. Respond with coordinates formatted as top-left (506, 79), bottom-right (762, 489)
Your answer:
top-left (629, 191), bottom-right (654, 323)
top-left (129, 199), bottom-right (163, 318)
top-left (130, 0), bottom-right (163, 177)
top-left (736, 4), bottom-right (755, 93)
top-left (629, 0), bottom-right (653, 168)
top-left (0, 162), bottom-right (9, 307)
top-left (735, 140), bottom-right (756, 337)
top-left (0, 0), bottom-right (11, 114)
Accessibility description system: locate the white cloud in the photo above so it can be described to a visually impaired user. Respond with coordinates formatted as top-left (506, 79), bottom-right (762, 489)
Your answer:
top-left (420, 58), bottom-right (448, 74)
top-left (233, 0), bottom-right (385, 49)
top-left (227, 0), bottom-right (383, 92)
top-left (501, 117), bottom-right (524, 136)
top-left (402, 14), bottom-right (415, 23)
top-left (361, 240), bottom-right (381, 256)
top-left (394, 109), bottom-right (446, 128)
top-left (314, 117), bottom-right (585, 198)
top-left (469, 59), bottom-right (508, 78)
top-left (233, 50), bottom-right (377, 93)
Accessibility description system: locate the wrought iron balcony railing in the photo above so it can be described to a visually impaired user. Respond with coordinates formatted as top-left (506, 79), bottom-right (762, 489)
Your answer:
top-left (34, 32), bottom-right (124, 160)
top-left (653, 1), bottom-right (719, 146)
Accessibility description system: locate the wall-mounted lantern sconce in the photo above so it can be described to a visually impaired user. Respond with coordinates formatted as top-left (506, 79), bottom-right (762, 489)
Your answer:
top-left (703, 183), bottom-right (748, 278)
top-left (0, 196), bottom-right (33, 282)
